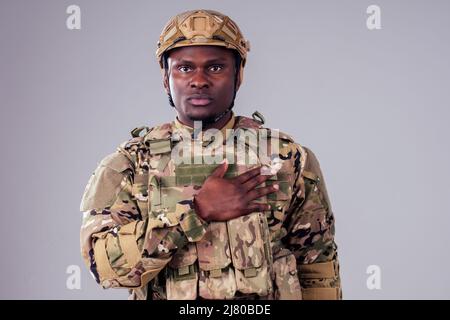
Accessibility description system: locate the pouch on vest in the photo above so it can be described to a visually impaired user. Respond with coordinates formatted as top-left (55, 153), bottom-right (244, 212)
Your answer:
top-left (148, 163), bottom-right (200, 299)
top-left (196, 222), bottom-right (236, 299)
top-left (166, 243), bottom-right (198, 300)
top-left (272, 249), bottom-right (302, 300)
top-left (227, 212), bottom-right (273, 296)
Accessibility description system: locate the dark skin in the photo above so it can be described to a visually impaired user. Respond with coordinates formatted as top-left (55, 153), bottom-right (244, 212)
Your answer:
top-left (163, 46), bottom-right (278, 222)
top-left (164, 45), bottom-right (238, 129)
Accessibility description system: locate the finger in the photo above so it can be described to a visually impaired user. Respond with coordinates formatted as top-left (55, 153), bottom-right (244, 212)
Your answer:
top-left (233, 165), bottom-right (263, 184)
top-left (245, 184), bottom-right (279, 201)
top-left (210, 159), bottom-right (228, 178)
top-left (246, 202), bottom-right (272, 212)
top-left (242, 173), bottom-right (274, 192)
top-left (239, 203), bottom-right (271, 216)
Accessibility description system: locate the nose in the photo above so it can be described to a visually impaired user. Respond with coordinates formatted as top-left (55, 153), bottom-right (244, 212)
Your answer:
top-left (190, 70), bottom-right (210, 89)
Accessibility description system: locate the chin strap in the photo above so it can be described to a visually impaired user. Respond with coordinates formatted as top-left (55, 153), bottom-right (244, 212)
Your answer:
top-left (191, 108), bottom-right (231, 139)
top-left (210, 107), bottom-right (232, 124)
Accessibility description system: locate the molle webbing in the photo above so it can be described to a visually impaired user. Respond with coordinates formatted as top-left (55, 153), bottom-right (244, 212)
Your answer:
top-left (147, 138), bottom-right (172, 155)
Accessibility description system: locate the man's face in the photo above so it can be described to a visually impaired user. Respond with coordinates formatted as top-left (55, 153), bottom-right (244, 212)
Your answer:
top-left (164, 46), bottom-right (240, 125)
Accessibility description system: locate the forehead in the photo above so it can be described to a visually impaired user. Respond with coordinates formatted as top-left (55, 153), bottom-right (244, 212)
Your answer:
top-left (167, 46), bottom-right (235, 63)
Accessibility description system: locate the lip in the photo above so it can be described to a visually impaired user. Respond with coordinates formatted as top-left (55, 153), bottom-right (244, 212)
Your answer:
top-left (187, 94), bottom-right (213, 106)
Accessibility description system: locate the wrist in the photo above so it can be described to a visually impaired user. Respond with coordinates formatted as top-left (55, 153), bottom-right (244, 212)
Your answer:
top-left (193, 194), bottom-right (210, 222)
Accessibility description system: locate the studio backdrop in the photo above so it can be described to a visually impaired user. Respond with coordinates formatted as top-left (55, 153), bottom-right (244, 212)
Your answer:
top-left (1, 0), bottom-right (449, 299)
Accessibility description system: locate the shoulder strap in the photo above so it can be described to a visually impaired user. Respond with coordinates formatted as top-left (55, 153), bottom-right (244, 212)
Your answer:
top-left (131, 126), bottom-right (150, 138)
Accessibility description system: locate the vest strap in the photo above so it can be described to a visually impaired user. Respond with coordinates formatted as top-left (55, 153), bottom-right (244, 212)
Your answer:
top-left (302, 287), bottom-right (339, 300)
top-left (118, 221), bottom-right (141, 268)
top-left (298, 261), bottom-right (336, 279)
top-left (94, 237), bottom-right (119, 281)
top-left (148, 138), bottom-right (172, 155)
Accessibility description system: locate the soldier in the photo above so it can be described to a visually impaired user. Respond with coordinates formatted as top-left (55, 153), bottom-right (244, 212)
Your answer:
top-left (80, 9), bottom-right (341, 300)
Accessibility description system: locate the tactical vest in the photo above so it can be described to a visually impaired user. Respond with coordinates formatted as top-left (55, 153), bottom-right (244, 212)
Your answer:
top-left (122, 115), bottom-right (304, 300)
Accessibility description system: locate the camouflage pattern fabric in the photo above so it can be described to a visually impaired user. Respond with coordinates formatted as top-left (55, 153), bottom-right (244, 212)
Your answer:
top-left (79, 112), bottom-right (341, 300)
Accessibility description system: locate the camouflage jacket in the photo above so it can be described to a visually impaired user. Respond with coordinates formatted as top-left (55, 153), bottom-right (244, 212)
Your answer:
top-left (79, 112), bottom-right (341, 300)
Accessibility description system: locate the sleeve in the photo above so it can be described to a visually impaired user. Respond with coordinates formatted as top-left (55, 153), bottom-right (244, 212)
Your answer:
top-left (283, 145), bottom-right (342, 300)
top-left (79, 150), bottom-right (208, 289)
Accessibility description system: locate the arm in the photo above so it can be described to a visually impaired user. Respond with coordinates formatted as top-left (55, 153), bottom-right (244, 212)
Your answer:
top-left (79, 150), bottom-right (207, 289)
top-left (283, 145), bottom-right (342, 300)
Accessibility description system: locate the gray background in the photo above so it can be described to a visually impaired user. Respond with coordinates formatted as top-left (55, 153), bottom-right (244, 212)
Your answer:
top-left (1, 0), bottom-right (449, 299)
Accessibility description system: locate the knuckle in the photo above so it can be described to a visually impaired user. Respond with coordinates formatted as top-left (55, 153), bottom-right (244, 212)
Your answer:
top-left (258, 175), bottom-right (267, 182)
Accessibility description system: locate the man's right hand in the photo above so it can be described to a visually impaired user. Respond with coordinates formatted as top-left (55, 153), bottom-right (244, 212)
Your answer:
top-left (193, 159), bottom-right (278, 222)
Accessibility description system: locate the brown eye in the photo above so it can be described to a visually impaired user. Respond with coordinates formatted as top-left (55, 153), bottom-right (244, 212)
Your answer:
top-left (209, 65), bottom-right (223, 72)
top-left (178, 66), bottom-right (192, 73)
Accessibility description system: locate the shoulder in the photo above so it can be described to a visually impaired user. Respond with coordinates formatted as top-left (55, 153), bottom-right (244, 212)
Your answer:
top-left (297, 146), bottom-right (332, 208)
top-left (261, 131), bottom-right (327, 186)
top-left (235, 112), bottom-right (299, 145)
top-left (263, 124), bottom-right (308, 175)
top-left (115, 121), bottom-right (174, 161)
top-left (79, 123), bottom-right (164, 212)
top-left (301, 146), bottom-right (321, 173)
top-left (234, 112), bottom-right (310, 173)
top-left (80, 150), bottom-right (133, 212)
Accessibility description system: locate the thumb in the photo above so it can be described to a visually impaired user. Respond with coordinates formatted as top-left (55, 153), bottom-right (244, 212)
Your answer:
top-left (211, 158), bottom-right (228, 178)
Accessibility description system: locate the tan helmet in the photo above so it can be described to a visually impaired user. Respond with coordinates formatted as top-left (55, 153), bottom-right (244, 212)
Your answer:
top-left (156, 9), bottom-right (250, 81)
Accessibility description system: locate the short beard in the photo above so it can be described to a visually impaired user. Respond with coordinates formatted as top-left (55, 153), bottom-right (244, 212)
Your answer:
top-left (187, 111), bottom-right (225, 125)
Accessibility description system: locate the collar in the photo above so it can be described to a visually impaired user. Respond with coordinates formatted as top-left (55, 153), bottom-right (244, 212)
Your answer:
top-left (173, 112), bottom-right (236, 140)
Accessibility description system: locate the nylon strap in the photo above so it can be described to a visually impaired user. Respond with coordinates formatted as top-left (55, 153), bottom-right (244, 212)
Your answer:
top-left (148, 139), bottom-right (172, 155)
top-left (118, 221), bottom-right (141, 268)
top-left (298, 261), bottom-right (336, 279)
top-left (156, 154), bottom-right (171, 172)
top-left (302, 287), bottom-right (339, 300)
top-left (94, 238), bottom-right (119, 280)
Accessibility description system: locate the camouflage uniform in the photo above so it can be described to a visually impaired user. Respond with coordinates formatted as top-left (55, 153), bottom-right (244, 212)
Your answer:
top-left (79, 112), bottom-right (342, 300)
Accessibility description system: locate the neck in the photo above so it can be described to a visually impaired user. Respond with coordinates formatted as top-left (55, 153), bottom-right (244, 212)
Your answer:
top-left (177, 110), bottom-right (232, 131)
